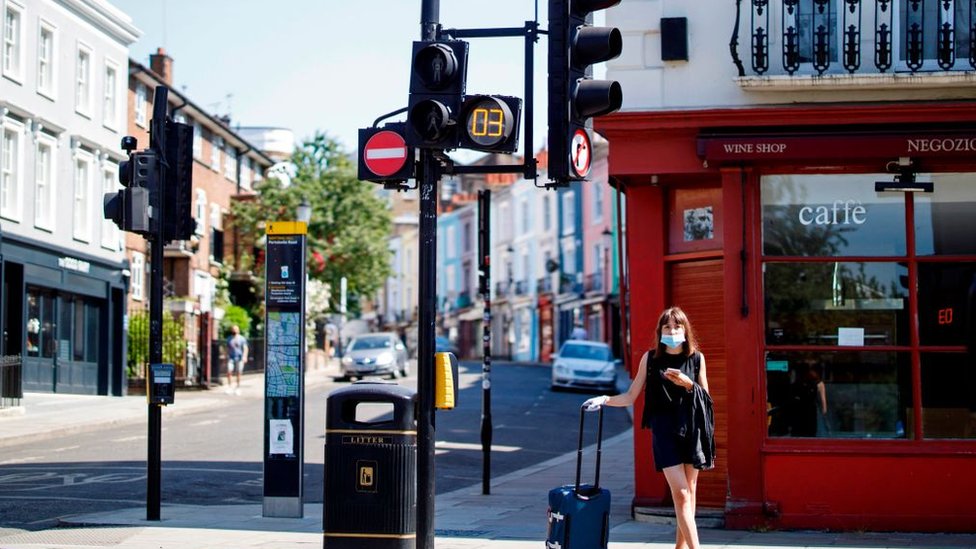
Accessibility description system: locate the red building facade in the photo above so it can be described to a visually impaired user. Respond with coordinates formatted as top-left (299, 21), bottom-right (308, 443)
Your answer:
top-left (599, 102), bottom-right (976, 532)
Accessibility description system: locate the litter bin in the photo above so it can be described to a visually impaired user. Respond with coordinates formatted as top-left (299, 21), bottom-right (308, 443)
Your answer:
top-left (323, 381), bottom-right (417, 548)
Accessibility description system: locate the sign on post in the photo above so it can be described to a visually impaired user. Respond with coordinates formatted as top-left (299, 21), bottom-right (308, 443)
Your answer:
top-left (262, 221), bottom-right (307, 518)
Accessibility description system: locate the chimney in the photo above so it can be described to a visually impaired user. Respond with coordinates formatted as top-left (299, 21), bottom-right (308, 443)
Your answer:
top-left (149, 47), bottom-right (173, 85)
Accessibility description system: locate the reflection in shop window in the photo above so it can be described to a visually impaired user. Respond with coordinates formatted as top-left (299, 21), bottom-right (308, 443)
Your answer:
top-left (764, 262), bottom-right (909, 346)
top-left (919, 353), bottom-right (976, 439)
top-left (917, 262), bottom-right (976, 347)
top-left (766, 351), bottom-right (911, 439)
top-left (914, 173), bottom-right (976, 256)
top-left (26, 293), bottom-right (40, 356)
top-left (762, 174), bottom-right (906, 257)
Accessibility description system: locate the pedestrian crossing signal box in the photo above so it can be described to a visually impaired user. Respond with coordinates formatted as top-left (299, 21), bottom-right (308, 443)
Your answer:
top-left (149, 363), bottom-right (175, 405)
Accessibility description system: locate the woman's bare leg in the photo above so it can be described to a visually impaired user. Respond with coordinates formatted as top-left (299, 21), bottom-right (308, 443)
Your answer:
top-left (663, 465), bottom-right (700, 549)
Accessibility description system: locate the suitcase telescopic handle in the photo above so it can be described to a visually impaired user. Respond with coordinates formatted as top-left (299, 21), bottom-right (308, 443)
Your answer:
top-left (575, 403), bottom-right (605, 495)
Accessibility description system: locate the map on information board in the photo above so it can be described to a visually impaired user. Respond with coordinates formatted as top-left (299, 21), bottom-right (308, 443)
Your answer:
top-left (266, 312), bottom-right (301, 397)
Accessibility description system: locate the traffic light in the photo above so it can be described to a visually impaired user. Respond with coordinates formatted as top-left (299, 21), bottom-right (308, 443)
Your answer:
top-left (407, 40), bottom-right (469, 149)
top-left (548, 0), bottom-right (623, 184)
top-left (104, 136), bottom-right (155, 236)
top-left (161, 119), bottom-right (196, 242)
top-left (458, 95), bottom-right (523, 153)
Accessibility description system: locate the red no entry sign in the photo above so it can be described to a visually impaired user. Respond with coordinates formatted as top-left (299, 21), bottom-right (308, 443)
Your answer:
top-left (363, 130), bottom-right (409, 178)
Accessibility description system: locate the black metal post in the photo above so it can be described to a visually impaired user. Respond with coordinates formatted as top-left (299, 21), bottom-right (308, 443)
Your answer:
top-left (417, 149), bottom-right (438, 549)
top-left (417, 6), bottom-right (439, 545)
top-left (478, 190), bottom-right (492, 495)
top-left (146, 86), bottom-right (169, 522)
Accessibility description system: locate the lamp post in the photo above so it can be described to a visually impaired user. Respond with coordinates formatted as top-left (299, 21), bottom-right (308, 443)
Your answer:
top-left (296, 198), bottom-right (312, 224)
top-left (601, 227), bottom-right (613, 346)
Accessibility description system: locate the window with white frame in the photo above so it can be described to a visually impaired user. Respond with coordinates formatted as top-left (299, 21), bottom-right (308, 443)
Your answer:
top-left (130, 251), bottom-right (145, 301)
top-left (194, 189), bottom-right (206, 235)
top-left (521, 198), bottom-right (531, 234)
top-left (543, 194), bottom-right (552, 232)
top-left (73, 151), bottom-right (92, 241)
top-left (561, 191), bottom-right (575, 235)
top-left (240, 156), bottom-right (252, 190)
top-left (75, 46), bottom-right (92, 115)
top-left (135, 83), bottom-right (147, 126)
top-left (3, 3), bottom-right (23, 81)
top-left (103, 63), bottom-right (118, 129)
top-left (209, 203), bottom-right (223, 262)
top-left (37, 23), bottom-right (55, 97)
top-left (223, 144), bottom-right (234, 180)
top-left (499, 203), bottom-right (510, 240)
top-left (593, 183), bottom-right (604, 222)
top-left (446, 225), bottom-right (457, 259)
top-left (101, 165), bottom-right (119, 249)
top-left (1, 119), bottom-right (23, 220)
top-left (192, 121), bottom-right (202, 158)
top-left (210, 136), bottom-right (221, 171)
top-left (34, 134), bottom-right (56, 230)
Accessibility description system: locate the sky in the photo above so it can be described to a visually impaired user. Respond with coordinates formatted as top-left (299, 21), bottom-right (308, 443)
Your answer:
top-left (111, 0), bottom-right (560, 160)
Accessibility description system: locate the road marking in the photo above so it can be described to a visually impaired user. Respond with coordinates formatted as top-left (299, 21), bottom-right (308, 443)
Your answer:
top-left (51, 446), bottom-right (81, 453)
top-left (111, 436), bottom-right (146, 443)
top-left (0, 457), bottom-right (40, 465)
top-left (190, 419), bottom-right (221, 427)
top-left (434, 441), bottom-right (520, 453)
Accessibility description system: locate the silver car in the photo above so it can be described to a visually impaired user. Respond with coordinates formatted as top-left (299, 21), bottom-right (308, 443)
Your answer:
top-left (550, 340), bottom-right (619, 392)
top-left (340, 332), bottom-right (409, 380)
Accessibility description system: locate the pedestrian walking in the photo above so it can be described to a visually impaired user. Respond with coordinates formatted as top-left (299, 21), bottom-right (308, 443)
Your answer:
top-left (226, 325), bottom-right (249, 395)
top-left (583, 306), bottom-right (714, 549)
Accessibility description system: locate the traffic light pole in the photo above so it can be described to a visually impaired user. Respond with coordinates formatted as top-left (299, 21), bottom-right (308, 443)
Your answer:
top-left (417, 4), bottom-right (439, 547)
top-left (146, 88), bottom-right (169, 522)
top-left (477, 190), bottom-right (492, 495)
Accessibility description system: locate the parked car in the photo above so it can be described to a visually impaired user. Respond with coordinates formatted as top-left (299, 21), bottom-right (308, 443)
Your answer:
top-left (550, 340), bottom-right (619, 393)
top-left (340, 332), bottom-right (409, 380)
top-left (435, 335), bottom-right (459, 356)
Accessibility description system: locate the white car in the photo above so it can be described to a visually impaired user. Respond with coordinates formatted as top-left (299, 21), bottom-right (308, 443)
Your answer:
top-left (550, 340), bottom-right (619, 392)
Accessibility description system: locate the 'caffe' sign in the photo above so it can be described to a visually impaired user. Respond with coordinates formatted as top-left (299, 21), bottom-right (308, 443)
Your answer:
top-left (699, 132), bottom-right (976, 162)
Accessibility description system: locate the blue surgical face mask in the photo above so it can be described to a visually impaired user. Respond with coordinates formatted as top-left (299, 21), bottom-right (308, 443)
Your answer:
top-left (661, 333), bottom-right (685, 349)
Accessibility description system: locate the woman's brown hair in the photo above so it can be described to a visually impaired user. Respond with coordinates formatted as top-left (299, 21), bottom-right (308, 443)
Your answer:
top-left (652, 306), bottom-right (698, 358)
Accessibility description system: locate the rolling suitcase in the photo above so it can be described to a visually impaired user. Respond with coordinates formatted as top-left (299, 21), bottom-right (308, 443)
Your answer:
top-left (546, 404), bottom-right (610, 549)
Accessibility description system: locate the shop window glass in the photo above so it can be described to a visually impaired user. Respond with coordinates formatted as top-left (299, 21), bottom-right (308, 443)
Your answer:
top-left (914, 173), bottom-right (976, 256)
top-left (26, 291), bottom-right (40, 356)
top-left (764, 261), bottom-right (909, 346)
top-left (918, 353), bottom-right (976, 439)
top-left (40, 293), bottom-right (55, 359)
top-left (86, 303), bottom-right (98, 363)
top-left (59, 297), bottom-right (72, 361)
top-left (917, 262), bottom-right (976, 347)
top-left (766, 351), bottom-right (912, 439)
top-left (762, 174), bottom-right (906, 257)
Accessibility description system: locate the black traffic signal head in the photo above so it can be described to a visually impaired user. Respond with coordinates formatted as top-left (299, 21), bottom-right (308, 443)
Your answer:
top-left (458, 95), bottom-right (523, 154)
top-left (407, 40), bottom-right (469, 149)
top-left (104, 148), bottom-right (156, 235)
top-left (548, 0), bottom-right (623, 184)
top-left (161, 120), bottom-right (196, 243)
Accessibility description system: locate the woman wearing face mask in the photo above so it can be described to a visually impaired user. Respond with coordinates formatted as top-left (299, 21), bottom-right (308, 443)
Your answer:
top-left (583, 306), bottom-right (713, 549)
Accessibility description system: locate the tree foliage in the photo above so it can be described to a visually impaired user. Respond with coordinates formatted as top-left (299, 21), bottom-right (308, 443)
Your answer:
top-left (230, 133), bottom-right (392, 317)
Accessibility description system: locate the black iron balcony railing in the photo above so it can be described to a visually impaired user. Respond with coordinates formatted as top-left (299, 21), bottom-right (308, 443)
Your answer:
top-left (732, 0), bottom-right (976, 76)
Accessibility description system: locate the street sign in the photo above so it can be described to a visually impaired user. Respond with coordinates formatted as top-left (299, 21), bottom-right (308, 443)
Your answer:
top-left (570, 128), bottom-right (592, 178)
top-left (363, 130), bottom-right (409, 177)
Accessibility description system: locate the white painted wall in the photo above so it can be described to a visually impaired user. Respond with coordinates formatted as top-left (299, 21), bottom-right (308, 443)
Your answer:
top-left (0, 0), bottom-right (139, 264)
top-left (606, 0), bottom-right (976, 112)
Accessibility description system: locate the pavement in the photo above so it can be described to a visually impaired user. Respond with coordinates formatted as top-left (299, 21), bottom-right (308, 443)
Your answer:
top-left (2, 361), bottom-right (976, 548)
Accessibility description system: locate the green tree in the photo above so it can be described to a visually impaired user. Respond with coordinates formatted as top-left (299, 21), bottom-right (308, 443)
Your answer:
top-left (127, 309), bottom-right (188, 378)
top-left (230, 132), bottom-right (392, 317)
top-left (220, 304), bottom-right (252, 339)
